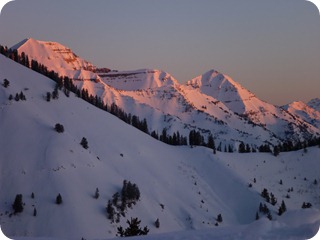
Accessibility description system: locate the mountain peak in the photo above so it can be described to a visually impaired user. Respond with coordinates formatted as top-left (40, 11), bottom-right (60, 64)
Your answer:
top-left (11, 38), bottom-right (99, 81)
top-left (186, 69), bottom-right (256, 114)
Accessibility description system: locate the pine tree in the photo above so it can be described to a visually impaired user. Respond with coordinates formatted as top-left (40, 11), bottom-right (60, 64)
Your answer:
top-left (155, 218), bottom-right (160, 228)
top-left (273, 146), bottom-right (280, 156)
top-left (270, 193), bottom-right (277, 206)
top-left (117, 217), bottom-right (149, 237)
top-left (207, 134), bottom-right (215, 150)
top-left (46, 92), bottom-right (51, 102)
top-left (12, 194), bottom-right (24, 213)
top-left (216, 214), bottom-right (223, 223)
top-left (56, 193), bottom-right (62, 205)
top-left (238, 142), bottom-right (246, 153)
top-left (3, 78), bottom-right (9, 88)
top-left (280, 200), bottom-right (286, 212)
top-left (107, 200), bottom-right (115, 221)
top-left (80, 137), bottom-right (89, 149)
top-left (94, 188), bottom-right (99, 199)
top-left (33, 208), bottom-right (37, 217)
top-left (55, 123), bottom-right (64, 133)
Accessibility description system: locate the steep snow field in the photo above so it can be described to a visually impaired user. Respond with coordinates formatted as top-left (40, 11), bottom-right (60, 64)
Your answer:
top-left (0, 53), bottom-right (320, 240)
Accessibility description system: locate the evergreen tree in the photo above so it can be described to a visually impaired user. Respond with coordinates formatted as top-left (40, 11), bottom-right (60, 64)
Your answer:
top-left (107, 200), bottom-right (115, 221)
top-left (46, 92), bottom-right (51, 102)
top-left (238, 142), bottom-right (246, 153)
top-left (216, 214), bottom-right (223, 223)
top-left (261, 188), bottom-right (270, 202)
top-left (207, 134), bottom-right (215, 150)
top-left (15, 93), bottom-right (20, 101)
top-left (278, 200), bottom-right (287, 216)
top-left (19, 91), bottom-right (26, 101)
top-left (117, 217), bottom-right (149, 237)
top-left (270, 193), bottom-right (277, 206)
top-left (94, 188), bottom-right (99, 199)
top-left (33, 208), bottom-right (37, 217)
top-left (12, 194), bottom-right (24, 214)
top-left (56, 193), bottom-right (62, 205)
top-left (80, 137), bottom-right (89, 149)
top-left (155, 218), bottom-right (160, 228)
top-left (273, 146), bottom-right (280, 156)
top-left (55, 123), bottom-right (64, 133)
top-left (3, 79), bottom-right (9, 88)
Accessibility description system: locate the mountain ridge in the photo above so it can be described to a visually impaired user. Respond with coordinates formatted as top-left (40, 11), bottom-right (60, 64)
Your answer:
top-left (10, 38), bottom-right (320, 149)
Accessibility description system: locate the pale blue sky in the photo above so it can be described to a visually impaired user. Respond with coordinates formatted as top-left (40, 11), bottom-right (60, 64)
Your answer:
top-left (0, 0), bottom-right (319, 105)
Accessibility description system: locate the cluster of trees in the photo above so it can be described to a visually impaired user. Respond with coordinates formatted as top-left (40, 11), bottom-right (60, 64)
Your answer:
top-left (107, 180), bottom-right (141, 223)
top-left (8, 91), bottom-right (27, 101)
top-left (46, 87), bottom-right (59, 101)
top-left (238, 142), bottom-right (255, 153)
top-left (11, 192), bottom-right (62, 217)
top-left (261, 188), bottom-right (277, 206)
top-left (258, 188), bottom-right (288, 220)
top-left (189, 130), bottom-right (218, 151)
top-left (257, 202), bottom-right (272, 220)
top-left (150, 128), bottom-right (188, 146)
top-left (272, 138), bottom-right (320, 156)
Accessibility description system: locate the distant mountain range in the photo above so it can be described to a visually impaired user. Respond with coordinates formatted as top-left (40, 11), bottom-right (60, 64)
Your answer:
top-left (11, 38), bottom-right (320, 150)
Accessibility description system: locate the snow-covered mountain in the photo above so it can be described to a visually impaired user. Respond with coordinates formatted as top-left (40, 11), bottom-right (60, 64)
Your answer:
top-left (187, 69), bottom-right (320, 143)
top-left (1, 50), bottom-right (320, 240)
top-left (11, 38), bottom-right (100, 82)
top-left (283, 101), bottom-right (320, 129)
top-left (11, 38), bottom-right (320, 150)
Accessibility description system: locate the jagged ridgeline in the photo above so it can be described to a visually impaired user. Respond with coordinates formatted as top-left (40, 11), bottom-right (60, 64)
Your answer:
top-left (1, 39), bottom-right (320, 152)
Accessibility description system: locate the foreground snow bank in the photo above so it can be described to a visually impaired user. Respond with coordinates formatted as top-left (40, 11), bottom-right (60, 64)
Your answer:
top-left (7, 209), bottom-right (319, 240)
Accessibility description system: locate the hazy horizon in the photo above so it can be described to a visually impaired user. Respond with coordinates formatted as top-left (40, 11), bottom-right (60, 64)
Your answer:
top-left (0, 0), bottom-right (319, 105)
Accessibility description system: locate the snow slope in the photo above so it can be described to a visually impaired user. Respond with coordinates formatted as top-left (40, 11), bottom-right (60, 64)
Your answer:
top-left (0, 52), bottom-right (320, 240)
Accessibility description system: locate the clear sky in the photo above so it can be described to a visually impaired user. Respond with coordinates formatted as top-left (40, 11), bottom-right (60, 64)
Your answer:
top-left (0, 0), bottom-right (319, 105)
